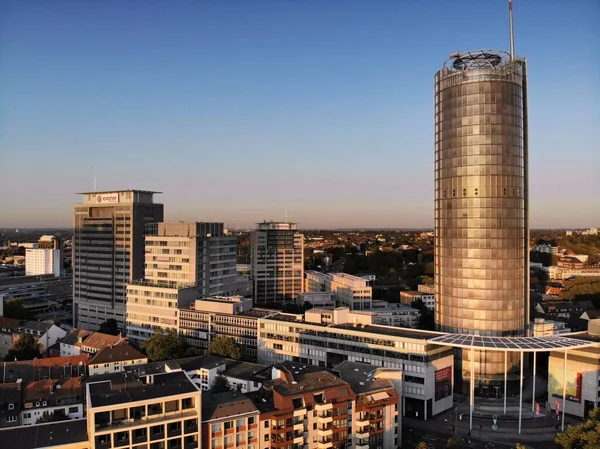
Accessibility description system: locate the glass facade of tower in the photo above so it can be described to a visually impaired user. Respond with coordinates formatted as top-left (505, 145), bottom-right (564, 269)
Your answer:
top-left (434, 52), bottom-right (529, 386)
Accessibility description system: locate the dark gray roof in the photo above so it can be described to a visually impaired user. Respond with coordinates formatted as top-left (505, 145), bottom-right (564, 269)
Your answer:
top-left (19, 321), bottom-right (54, 333)
top-left (89, 344), bottom-right (145, 365)
top-left (428, 334), bottom-right (597, 352)
top-left (333, 361), bottom-right (394, 394)
top-left (177, 354), bottom-right (228, 371)
top-left (0, 418), bottom-right (87, 448)
top-left (87, 371), bottom-right (198, 408)
top-left (202, 391), bottom-right (259, 422)
top-left (221, 360), bottom-right (270, 382)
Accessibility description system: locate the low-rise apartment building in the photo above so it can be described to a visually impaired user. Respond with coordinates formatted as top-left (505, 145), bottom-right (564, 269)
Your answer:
top-left (60, 330), bottom-right (127, 357)
top-left (13, 321), bottom-right (67, 352)
top-left (248, 362), bottom-right (355, 449)
top-left (86, 370), bottom-right (202, 449)
top-left (201, 391), bottom-right (260, 449)
top-left (334, 361), bottom-right (402, 449)
top-left (297, 292), bottom-right (336, 308)
top-left (21, 377), bottom-right (84, 426)
top-left (258, 307), bottom-right (454, 419)
top-left (305, 271), bottom-right (372, 310)
top-left (88, 344), bottom-right (147, 376)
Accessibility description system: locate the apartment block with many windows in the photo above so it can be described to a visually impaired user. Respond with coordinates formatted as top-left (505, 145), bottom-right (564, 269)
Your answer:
top-left (248, 362), bottom-right (355, 449)
top-left (201, 391), bottom-right (260, 449)
top-left (252, 222), bottom-right (304, 304)
top-left (86, 370), bottom-right (201, 449)
top-left (258, 307), bottom-right (454, 420)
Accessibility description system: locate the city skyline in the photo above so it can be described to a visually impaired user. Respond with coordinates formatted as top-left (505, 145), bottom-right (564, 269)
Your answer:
top-left (1, 0), bottom-right (599, 229)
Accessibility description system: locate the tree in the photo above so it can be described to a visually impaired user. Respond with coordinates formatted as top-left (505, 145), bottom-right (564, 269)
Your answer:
top-left (3, 298), bottom-right (30, 320)
top-left (210, 374), bottom-right (233, 394)
top-left (99, 318), bottom-right (120, 336)
top-left (555, 407), bottom-right (600, 449)
top-left (416, 442), bottom-right (429, 449)
top-left (142, 329), bottom-right (188, 362)
top-left (36, 410), bottom-right (67, 424)
top-left (206, 335), bottom-right (243, 360)
top-left (6, 333), bottom-right (43, 361)
top-left (446, 436), bottom-right (466, 449)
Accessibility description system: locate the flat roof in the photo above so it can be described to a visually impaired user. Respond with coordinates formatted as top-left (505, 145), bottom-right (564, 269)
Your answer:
top-left (332, 323), bottom-right (443, 341)
top-left (427, 334), bottom-right (599, 352)
top-left (88, 371), bottom-right (198, 408)
top-left (0, 419), bottom-right (87, 448)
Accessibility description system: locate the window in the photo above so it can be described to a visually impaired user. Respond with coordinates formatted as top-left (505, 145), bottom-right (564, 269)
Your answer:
top-left (6, 416), bottom-right (17, 423)
top-left (211, 423), bottom-right (221, 433)
top-left (264, 435), bottom-right (269, 442)
top-left (69, 406), bottom-right (79, 413)
top-left (264, 421), bottom-right (269, 428)
top-left (224, 421), bottom-right (233, 430)
top-left (248, 416), bottom-right (255, 425)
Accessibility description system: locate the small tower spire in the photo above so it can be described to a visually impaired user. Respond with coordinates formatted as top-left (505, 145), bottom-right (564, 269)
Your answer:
top-left (509, 0), bottom-right (515, 60)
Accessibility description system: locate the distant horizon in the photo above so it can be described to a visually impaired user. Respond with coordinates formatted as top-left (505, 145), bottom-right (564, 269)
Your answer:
top-left (1, 1), bottom-right (598, 228)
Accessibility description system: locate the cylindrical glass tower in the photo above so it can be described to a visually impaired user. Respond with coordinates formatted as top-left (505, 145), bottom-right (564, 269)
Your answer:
top-left (434, 50), bottom-right (529, 390)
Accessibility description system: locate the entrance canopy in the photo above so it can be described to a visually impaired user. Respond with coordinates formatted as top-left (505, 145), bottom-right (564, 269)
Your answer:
top-left (427, 334), bottom-right (596, 352)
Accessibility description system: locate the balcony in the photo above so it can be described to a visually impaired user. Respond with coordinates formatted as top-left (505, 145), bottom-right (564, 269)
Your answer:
top-left (314, 402), bottom-right (332, 412)
top-left (317, 441), bottom-right (333, 449)
top-left (317, 413), bottom-right (332, 424)
top-left (293, 435), bottom-right (304, 445)
top-left (355, 417), bottom-right (369, 427)
top-left (317, 428), bottom-right (333, 438)
top-left (355, 430), bottom-right (370, 439)
top-left (292, 408), bottom-right (306, 418)
top-left (293, 422), bottom-right (304, 432)
top-left (356, 444), bottom-right (370, 449)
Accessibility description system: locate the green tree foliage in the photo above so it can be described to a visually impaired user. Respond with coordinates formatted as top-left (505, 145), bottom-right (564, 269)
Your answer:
top-left (6, 333), bottom-right (43, 361)
top-left (210, 374), bottom-right (233, 394)
top-left (562, 277), bottom-right (600, 307)
top-left (36, 410), bottom-right (67, 424)
top-left (3, 298), bottom-right (31, 320)
top-left (419, 275), bottom-right (434, 285)
top-left (555, 408), bottom-right (600, 449)
top-left (446, 436), bottom-right (466, 449)
top-left (99, 318), bottom-right (120, 336)
top-left (142, 329), bottom-right (188, 362)
top-left (206, 335), bottom-right (243, 360)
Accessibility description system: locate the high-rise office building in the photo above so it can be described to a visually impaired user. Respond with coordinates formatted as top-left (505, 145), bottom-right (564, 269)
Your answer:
top-left (25, 235), bottom-right (63, 277)
top-left (252, 221), bottom-right (304, 303)
top-left (125, 222), bottom-right (238, 344)
top-left (73, 190), bottom-right (164, 331)
top-left (434, 45), bottom-right (529, 391)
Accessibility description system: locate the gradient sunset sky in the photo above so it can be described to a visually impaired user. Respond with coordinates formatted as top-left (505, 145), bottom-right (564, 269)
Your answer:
top-left (1, 0), bottom-right (598, 229)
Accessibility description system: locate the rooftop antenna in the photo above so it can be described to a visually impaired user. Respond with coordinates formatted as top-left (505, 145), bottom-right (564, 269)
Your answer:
top-left (93, 166), bottom-right (97, 192)
top-left (285, 207), bottom-right (288, 223)
top-left (509, 0), bottom-right (515, 60)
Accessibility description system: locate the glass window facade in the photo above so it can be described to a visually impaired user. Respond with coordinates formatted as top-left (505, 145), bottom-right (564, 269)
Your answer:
top-left (434, 54), bottom-right (529, 385)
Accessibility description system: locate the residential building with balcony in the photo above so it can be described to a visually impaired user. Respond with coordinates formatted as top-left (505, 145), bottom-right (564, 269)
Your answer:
top-left (258, 307), bottom-right (454, 419)
top-left (334, 361), bottom-right (402, 449)
top-left (304, 271), bottom-right (372, 310)
top-left (248, 362), bottom-right (355, 449)
top-left (86, 370), bottom-right (201, 449)
top-left (201, 391), bottom-right (260, 449)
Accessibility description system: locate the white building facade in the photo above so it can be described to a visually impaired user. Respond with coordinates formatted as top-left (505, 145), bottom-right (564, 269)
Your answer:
top-left (25, 249), bottom-right (61, 277)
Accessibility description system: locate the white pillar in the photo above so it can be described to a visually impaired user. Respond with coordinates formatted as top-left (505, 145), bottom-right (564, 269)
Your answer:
top-left (504, 350), bottom-right (508, 414)
top-left (562, 350), bottom-right (567, 432)
top-left (470, 348), bottom-right (474, 431)
top-left (518, 350), bottom-right (523, 434)
top-left (424, 399), bottom-right (427, 421)
top-left (532, 351), bottom-right (537, 413)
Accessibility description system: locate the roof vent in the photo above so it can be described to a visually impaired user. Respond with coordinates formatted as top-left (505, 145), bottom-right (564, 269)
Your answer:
top-left (359, 382), bottom-right (364, 386)
top-left (354, 368), bottom-right (359, 372)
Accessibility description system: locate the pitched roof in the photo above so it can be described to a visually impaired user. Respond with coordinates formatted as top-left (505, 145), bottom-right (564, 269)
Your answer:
top-left (0, 316), bottom-right (22, 331)
top-left (89, 343), bottom-right (146, 366)
top-left (202, 391), bottom-right (259, 421)
top-left (78, 332), bottom-right (125, 350)
top-left (18, 321), bottom-right (54, 333)
top-left (60, 329), bottom-right (92, 346)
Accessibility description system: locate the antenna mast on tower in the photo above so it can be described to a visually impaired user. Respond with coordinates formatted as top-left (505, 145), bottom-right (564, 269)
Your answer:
top-left (509, 0), bottom-right (515, 60)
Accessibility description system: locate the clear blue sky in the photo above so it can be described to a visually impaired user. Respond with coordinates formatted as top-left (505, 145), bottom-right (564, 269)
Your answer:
top-left (1, 0), bottom-right (598, 229)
